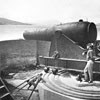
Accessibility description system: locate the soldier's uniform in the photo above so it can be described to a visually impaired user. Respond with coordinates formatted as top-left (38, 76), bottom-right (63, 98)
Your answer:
top-left (84, 46), bottom-right (94, 83)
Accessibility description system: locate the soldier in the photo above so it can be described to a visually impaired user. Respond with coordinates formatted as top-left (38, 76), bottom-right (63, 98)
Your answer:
top-left (83, 45), bottom-right (95, 83)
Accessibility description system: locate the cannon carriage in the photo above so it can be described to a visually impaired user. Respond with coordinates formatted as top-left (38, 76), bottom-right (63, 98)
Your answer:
top-left (23, 20), bottom-right (100, 100)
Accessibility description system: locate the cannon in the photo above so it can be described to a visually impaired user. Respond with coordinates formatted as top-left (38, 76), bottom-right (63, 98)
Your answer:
top-left (23, 20), bottom-right (99, 69)
top-left (23, 20), bottom-right (100, 100)
top-left (23, 20), bottom-right (97, 48)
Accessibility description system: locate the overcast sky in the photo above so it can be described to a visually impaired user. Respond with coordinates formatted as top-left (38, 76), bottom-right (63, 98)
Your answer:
top-left (0, 0), bottom-right (100, 24)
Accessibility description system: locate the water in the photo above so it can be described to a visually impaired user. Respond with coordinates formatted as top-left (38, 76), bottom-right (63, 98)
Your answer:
top-left (0, 25), bottom-right (36, 41)
top-left (0, 25), bottom-right (100, 41)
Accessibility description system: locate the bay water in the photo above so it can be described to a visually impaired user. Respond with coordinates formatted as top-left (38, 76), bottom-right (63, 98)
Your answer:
top-left (0, 25), bottom-right (36, 41)
top-left (0, 25), bottom-right (100, 41)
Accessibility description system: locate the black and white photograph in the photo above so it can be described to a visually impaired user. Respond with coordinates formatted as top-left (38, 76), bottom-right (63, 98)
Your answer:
top-left (0, 0), bottom-right (100, 100)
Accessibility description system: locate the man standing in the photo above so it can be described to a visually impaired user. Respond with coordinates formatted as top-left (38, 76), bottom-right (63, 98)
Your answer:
top-left (83, 44), bottom-right (94, 83)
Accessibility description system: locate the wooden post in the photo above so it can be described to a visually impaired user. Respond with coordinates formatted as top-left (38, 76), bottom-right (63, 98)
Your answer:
top-left (36, 40), bottom-right (40, 67)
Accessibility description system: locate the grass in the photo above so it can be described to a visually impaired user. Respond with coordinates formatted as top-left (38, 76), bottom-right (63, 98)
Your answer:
top-left (0, 39), bottom-right (50, 78)
top-left (0, 39), bottom-right (50, 100)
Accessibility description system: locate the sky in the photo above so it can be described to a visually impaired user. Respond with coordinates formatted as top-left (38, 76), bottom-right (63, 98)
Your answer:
top-left (0, 0), bottom-right (100, 24)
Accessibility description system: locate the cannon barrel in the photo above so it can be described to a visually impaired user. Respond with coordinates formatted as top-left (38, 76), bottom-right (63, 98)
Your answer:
top-left (23, 20), bottom-right (97, 47)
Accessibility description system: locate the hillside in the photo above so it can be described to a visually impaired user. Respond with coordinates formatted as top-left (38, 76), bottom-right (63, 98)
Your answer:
top-left (0, 18), bottom-right (31, 25)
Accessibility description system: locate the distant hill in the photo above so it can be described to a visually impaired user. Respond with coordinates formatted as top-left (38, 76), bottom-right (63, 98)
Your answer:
top-left (0, 18), bottom-right (31, 25)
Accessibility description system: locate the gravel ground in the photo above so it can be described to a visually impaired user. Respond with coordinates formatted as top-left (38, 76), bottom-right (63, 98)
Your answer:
top-left (5, 69), bottom-right (42, 100)
top-left (5, 69), bottom-right (100, 100)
